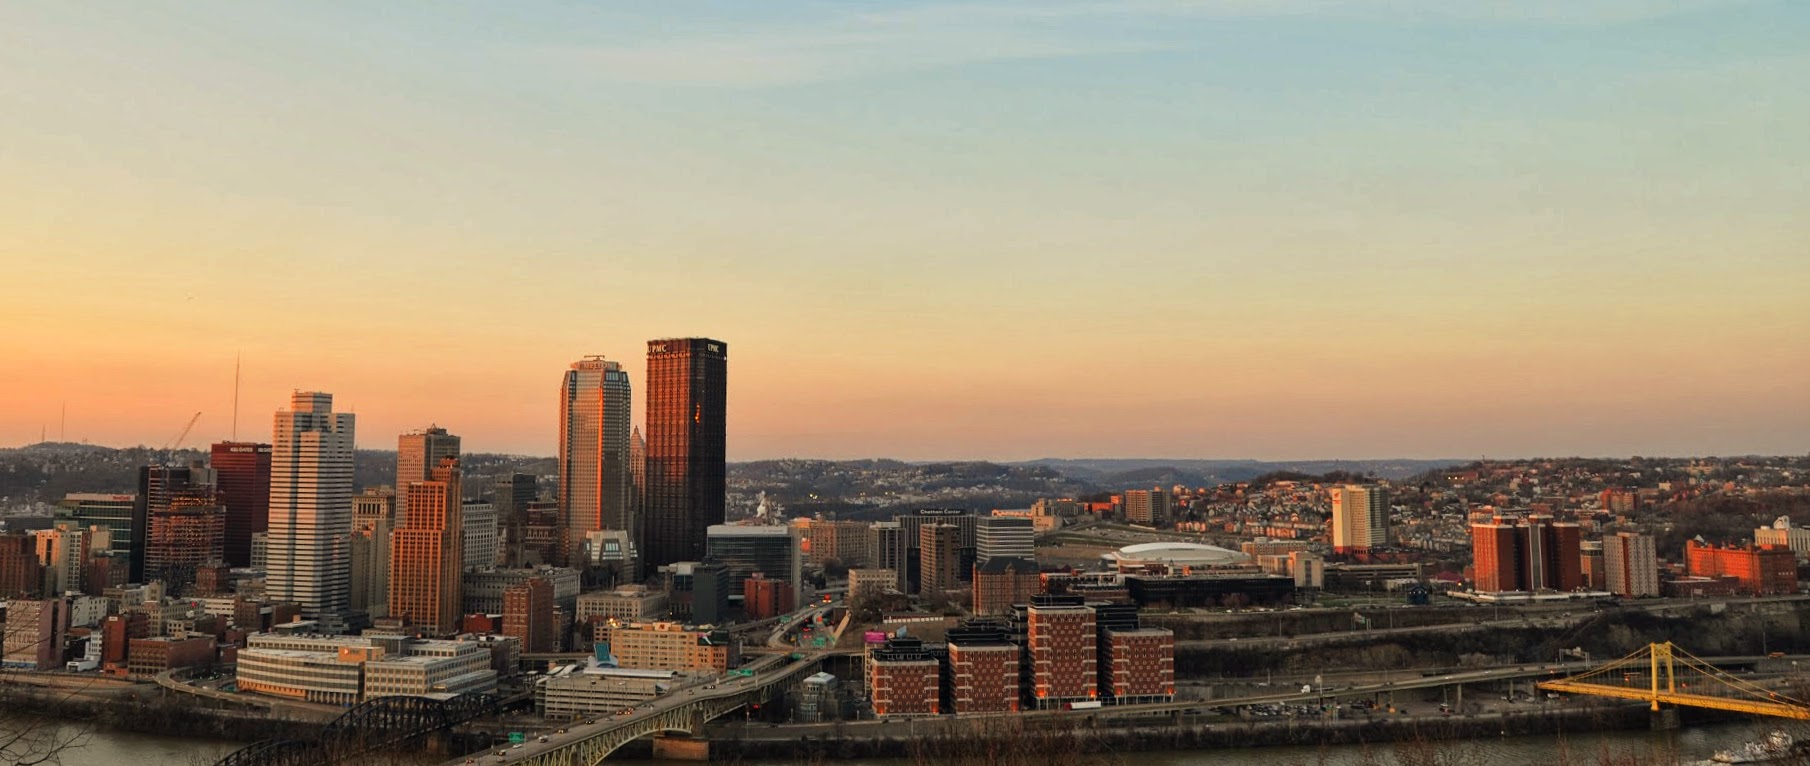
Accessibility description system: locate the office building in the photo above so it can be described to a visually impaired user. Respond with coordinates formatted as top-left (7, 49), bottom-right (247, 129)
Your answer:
top-left (596, 621), bottom-right (736, 674)
top-left (350, 488), bottom-right (395, 617)
top-left (847, 568), bottom-right (896, 605)
top-left (867, 523), bottom-right (906, 590)
top-left (126, 635), bottom-right (216, 678)
top-left (1756, 517), bottom-right (1810, 561)
top-left (395, 427), bottom-right (460, 528)
top-left (1123, 488), bottom-right (1169, 527)
top-left (704, 524), bottom-right (801, 601)
top-left (2, 598), bottom-right (67, 670)
top-left (362, 640), bottom-right (497, 700)
top-left (32, 525), bottom-right (86, 596)
top-left (742, 573), bottom-right (794, 620)
top-left (144, 487), bottom-right (226, 592)
top-left (504, 577), bottom-right (556, 653)
top-left (643, 338), bottom-right (727, 569)
top-left (1685, 541), bottom-right (1796, 595)
top-left (55, 493), bottom-right (136, 564)
top-left (250, 533), bottom-right (269, 570)
top-left (972, 557), bottom-right (1041, 615)
top-left (657, 561), bottom-right (730, 625)
top-left (235, 634), bottom-right (496, 705)
top-left (803, 519), bottom-right (869, 567)
top-left (266, 391), bottom-right (357, 631)
top-left (898, 509), bottom-right (977, 592)
top-left (390, 460), bottom-right (464, 634)
top-left (463, 502), bottom-right (498, 572)
top-left (211, 442), bottom-right (272, 568)
top-left (867, 636), bottom-right (941, 717)
top-left (1603, 532), bottom-right (1659, 597)
top-left (1330, 485), bottom-right (1389, 554)
top-left (559, 357), bottom-right (633, 568)
top-left (575, 586), bottom-right (669, 623)
top-left (577, 529), bottom-right (638, 586)
top-left (918, 523), bottom-right (961, 595)
top-left (134, 466), bottom-right (209, 582)
top-left (976, 516), bottom-right (1035, 565)
top-left (463, 567), bottom-right (581, 615)
top-left (536, 665), bottom-right (672, 720)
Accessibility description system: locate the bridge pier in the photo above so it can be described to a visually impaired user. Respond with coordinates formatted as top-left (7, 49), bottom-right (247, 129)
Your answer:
top-left (652, 735), bottom-right (711, 761)
top-left (1650, 708), bottom-right (1679, 731)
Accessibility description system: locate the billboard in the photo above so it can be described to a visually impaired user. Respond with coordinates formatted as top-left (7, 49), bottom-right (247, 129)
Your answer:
top-left (863, 631), bottom-right (887, 644)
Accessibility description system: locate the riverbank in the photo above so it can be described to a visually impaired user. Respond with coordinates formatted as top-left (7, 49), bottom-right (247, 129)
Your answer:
top-left (2, 683), bottom-right (317, 745)
top-left (702, 702), bottom-right (1744, 762)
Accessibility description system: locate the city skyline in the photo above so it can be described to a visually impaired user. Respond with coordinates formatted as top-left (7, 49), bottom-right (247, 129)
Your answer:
top-left (2, 2), bottom-right (1806, 461)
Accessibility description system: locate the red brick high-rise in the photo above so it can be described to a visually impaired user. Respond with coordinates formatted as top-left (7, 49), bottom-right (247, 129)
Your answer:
top-left (504, 577), bottom-right (555, 653)
top-left (972, 557), bottom-right (1041, 615)
top-left (210, 442), bottom-right (271, 568)
top-left (742, 573), bottom-right (794, 621)
top-left (389, 460), bottom-right (464, 634)
top-left (945, 622), bottom-right (1020, 714)
top-left (1471, 519), bottom-right (1521, 593)
top-left (1471, 515), bottom-right (1583, 593)
top-left (867, 636), bottom-right (941, 717)
top-left (1026, 599), bottom-right (1097, 708)
top-left (0, 532), bottom-right (42, 598)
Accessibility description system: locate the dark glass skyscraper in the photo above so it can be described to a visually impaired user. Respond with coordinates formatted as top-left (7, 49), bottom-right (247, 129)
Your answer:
top-left (211, 442), bottom-right (272, 568)
top-left (642, 338), bottom-right (727, 569)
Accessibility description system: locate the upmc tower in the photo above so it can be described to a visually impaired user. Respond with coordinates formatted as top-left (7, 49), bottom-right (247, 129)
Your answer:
top-left (642, 338), bottom-right (727, 569)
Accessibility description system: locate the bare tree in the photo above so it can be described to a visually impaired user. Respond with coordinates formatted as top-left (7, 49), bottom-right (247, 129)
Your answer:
top-left (1, 616), bottom-right (93, 766)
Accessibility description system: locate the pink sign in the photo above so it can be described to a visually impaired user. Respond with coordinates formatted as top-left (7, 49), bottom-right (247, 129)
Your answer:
top-left (863, 631), bottom-right (887, 644)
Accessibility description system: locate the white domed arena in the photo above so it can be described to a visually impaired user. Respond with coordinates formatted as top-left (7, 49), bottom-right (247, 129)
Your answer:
top-left (1103, 541), bottom-right (1250, 571)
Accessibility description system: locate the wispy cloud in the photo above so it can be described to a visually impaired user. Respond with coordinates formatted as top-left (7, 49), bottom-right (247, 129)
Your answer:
top-left (535, 0), bottom-right (1759, 87)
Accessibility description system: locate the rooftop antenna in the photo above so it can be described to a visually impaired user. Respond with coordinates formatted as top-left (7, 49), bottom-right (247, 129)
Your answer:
top-left (232, 352), bottom-right (242, 441)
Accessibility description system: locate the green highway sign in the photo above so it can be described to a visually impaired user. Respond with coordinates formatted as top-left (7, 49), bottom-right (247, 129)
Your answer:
top-left (508, 732), bottom-right (525, 744)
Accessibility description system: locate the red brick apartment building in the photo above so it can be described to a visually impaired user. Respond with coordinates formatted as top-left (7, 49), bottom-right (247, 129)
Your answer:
top-left (1686, 541), bottom-right (1796, 595)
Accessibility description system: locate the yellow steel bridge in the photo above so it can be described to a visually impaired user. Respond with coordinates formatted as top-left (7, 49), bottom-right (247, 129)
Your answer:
top-left (1537, 642), bottom-right (1810, 719)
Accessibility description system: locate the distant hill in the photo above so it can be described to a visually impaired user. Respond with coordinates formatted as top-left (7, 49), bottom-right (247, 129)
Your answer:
top-left (1019, 458), bottom-right (1462, 488)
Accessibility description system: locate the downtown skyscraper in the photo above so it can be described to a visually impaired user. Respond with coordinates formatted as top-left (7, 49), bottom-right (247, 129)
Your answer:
top-left (389, 459), bottom-right (463, 634)
top-left (558, 356), bottom-right (632, 568)
top-left (396, 426), bottom-right (460, 527)
top-left (266, 391), bottom-right (356, 630)
top-left (643, 338), bottom-right (727, 569)
top-left (211, 441), bottom-right (271, 568)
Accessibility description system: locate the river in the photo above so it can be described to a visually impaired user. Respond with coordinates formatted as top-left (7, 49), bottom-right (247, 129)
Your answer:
top-left (35, 720), bottom-right (1802, 766)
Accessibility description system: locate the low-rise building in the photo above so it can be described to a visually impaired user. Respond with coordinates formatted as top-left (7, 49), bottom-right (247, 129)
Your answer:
top-left (847, 568), bottom-right (897, 605)
top-left (575, 586), bottom-right (669, 623)
top-left (596, 622), bottom-right (736, 675)
top-left (126, 635), bottom-right (216, 678)
top-left (363, 640), bottom-right (497, 700)
top-left (535, 665), bottom-right (672, 720)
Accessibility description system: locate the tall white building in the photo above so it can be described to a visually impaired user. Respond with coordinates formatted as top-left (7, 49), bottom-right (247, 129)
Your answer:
top-left (559, 357), bottom-right (632, 568)
top-left (266, 391), bottom-right (356, 631)
top-left (1755, 516), bottom-right (1810, 561)
top-left (976, 515), bottom-right (1035, 565)
top-left (1331, 485), bottom-right (1389, 553)
top-left (462, 502), bottom-right (499, 572)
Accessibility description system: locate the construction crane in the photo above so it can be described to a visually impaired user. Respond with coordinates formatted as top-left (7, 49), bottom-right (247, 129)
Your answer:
top-left (162, 411), bottom-right (203, 461)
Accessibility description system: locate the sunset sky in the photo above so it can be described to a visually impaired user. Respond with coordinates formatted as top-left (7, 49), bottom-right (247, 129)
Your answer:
top-left (2, 1), bottom-right (1806, 461)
